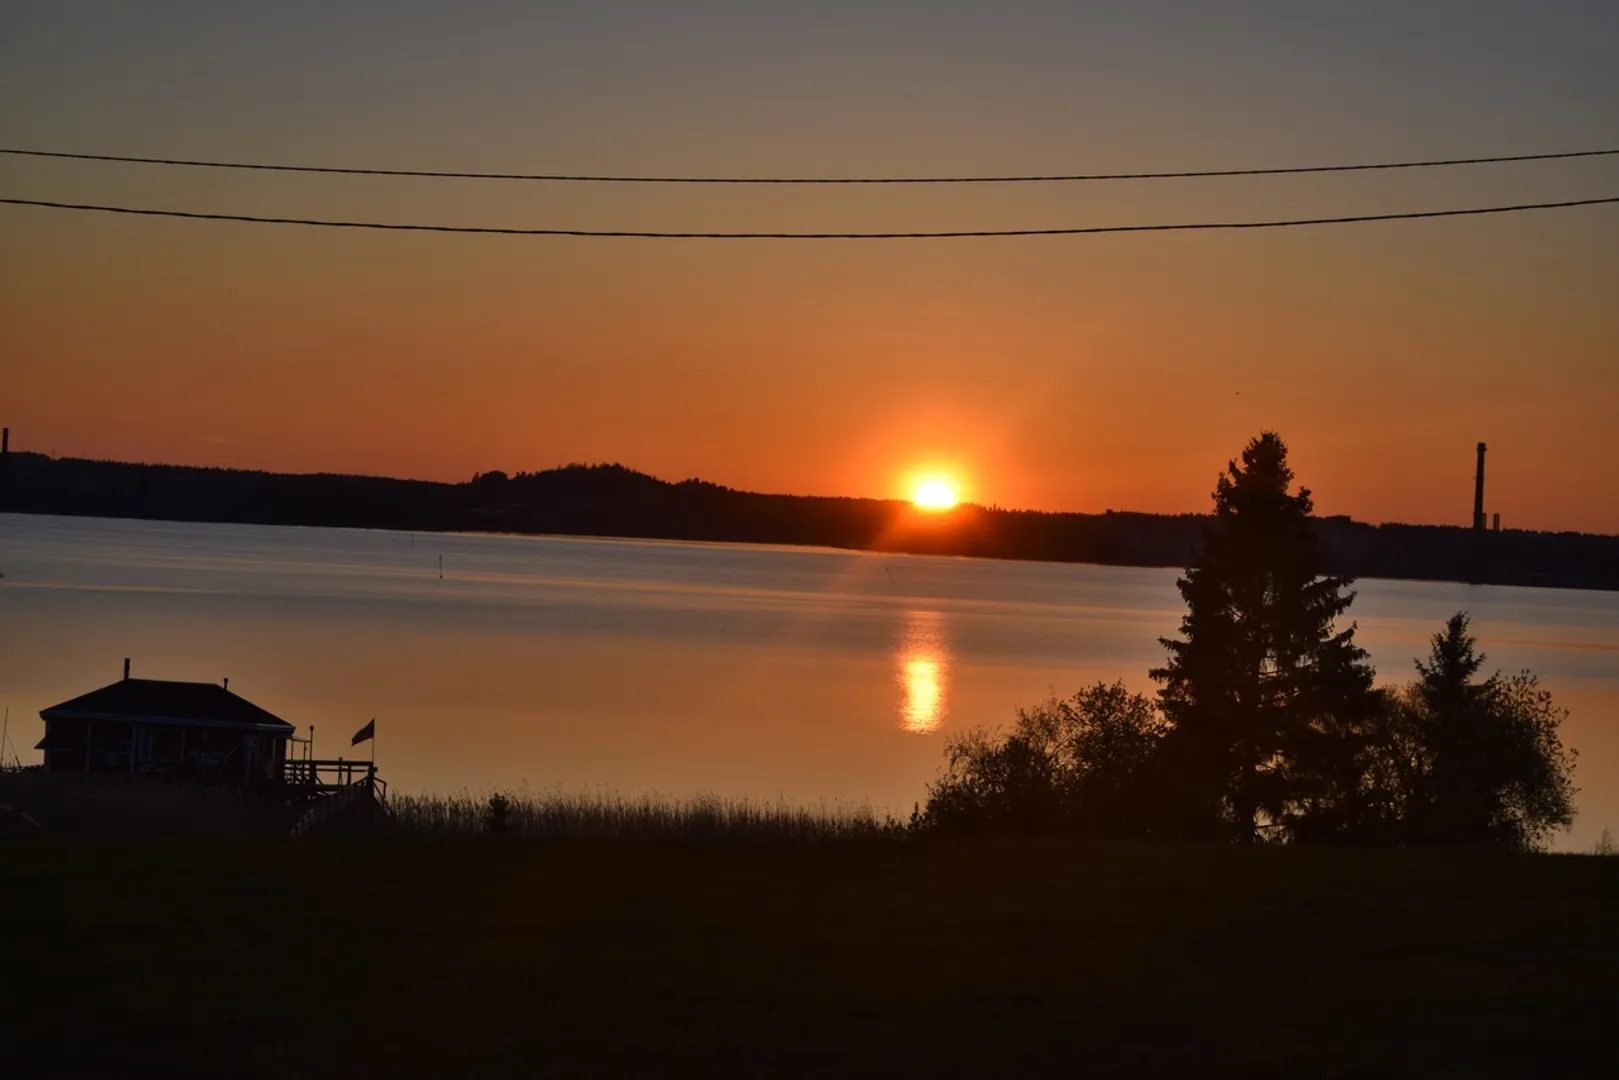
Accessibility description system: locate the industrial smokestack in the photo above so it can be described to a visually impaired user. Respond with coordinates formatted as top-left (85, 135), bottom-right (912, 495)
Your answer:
top-left (1494, 513), bottom-right (1501, 532)
top-left (2, 427), bottom-right (8, 454)
top-left (1473, 442), bottom-right (1488, 531)
top-left (123, 657), bottom-right (131, 681)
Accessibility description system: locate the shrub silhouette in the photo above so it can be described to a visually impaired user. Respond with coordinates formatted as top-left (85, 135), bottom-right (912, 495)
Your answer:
top-left (918, 681), bottom-right (1165, 836)
top-left (1391, 614), bottom-right (1576, 850)
top-left (483, 794), bottom-right (512, 835)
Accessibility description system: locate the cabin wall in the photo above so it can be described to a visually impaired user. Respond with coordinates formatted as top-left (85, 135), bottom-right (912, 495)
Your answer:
top-left (39, 718), bottom-right (138, 775)
top-left (42, 717), bottom-right (90, 774)
top-left (40, 719), bottom-right (290, 787)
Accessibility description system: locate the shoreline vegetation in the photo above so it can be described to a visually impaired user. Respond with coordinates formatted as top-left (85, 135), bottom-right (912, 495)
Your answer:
top-left (394, 789), bottom-right (903, 841)
top-left (7, 775), bottom-right (1613, 852)
top-left (3, 449), bottom-right (1618, 590)
top-left (0, 769), bottom-right (903, 839)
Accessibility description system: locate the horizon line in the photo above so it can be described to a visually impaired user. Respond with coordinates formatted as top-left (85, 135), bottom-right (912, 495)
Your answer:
top-left (6, 445), bottom-right (1612, 538)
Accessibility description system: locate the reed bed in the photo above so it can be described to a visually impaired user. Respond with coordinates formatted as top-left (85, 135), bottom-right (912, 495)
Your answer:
top-left (389, 788), bottom-right (908, 842)
top-left (0, 768), bottom-right (905, 840)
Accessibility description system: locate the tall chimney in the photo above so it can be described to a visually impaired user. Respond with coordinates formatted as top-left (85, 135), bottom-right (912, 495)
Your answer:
top-left (1493, 512), bottom-right (1500, 532)
top-left (1472, 442), bottom-right (1487, 531)
top-left (2, 427), bottom-right (8, 454)
top-left (123, 657), bottom-right (131, 680)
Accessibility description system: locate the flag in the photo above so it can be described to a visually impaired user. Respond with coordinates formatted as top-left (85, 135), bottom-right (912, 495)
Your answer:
top-left (351, 719), bottom-right (375, 746)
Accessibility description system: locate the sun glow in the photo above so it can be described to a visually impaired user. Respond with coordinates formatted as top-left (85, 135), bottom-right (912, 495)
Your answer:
top-left (911, 476), bottom-right (960, 512)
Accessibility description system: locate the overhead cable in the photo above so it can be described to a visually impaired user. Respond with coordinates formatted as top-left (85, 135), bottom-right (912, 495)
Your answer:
top-left (3, 193), bottom-right (1616, 239)
top-left (2, 145), bottom-right (1617, 185)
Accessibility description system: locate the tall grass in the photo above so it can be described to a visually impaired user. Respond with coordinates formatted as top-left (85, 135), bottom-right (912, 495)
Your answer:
top-left (2, 767), bottom-right (907, 840)
top-left (390, 788), bottom-right (907, 842)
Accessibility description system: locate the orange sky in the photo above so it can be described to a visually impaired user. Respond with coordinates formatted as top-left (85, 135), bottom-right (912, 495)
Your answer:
top-left (3, 4), bottom-right (1617, 533)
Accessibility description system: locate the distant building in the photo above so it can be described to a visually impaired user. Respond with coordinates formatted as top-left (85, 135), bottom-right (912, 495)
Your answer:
top-left (36, 662), bottom-right (294, 786)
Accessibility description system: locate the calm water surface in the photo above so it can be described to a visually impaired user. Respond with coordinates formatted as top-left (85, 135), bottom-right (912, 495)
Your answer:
top-left (2, 514), bottom-right (1615, 847)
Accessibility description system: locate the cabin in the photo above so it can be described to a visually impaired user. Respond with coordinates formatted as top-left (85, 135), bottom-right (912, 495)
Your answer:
top-left (36, 661), bottom-right (294, 787)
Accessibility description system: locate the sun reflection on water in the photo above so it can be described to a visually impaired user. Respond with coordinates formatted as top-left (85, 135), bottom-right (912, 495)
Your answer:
top-left (896, 610), bottom-right (950, 733)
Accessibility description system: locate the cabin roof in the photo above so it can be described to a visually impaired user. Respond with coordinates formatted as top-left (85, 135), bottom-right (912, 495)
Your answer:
top-left (41, 679), bottom-right (296, 735)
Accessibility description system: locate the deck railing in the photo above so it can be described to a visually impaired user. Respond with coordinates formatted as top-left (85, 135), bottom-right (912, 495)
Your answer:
top-left (281, 758), bottom-right (386, 800)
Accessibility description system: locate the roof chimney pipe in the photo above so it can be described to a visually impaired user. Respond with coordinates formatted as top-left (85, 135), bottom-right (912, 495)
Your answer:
top-left (123, 657), bottom-right (131, 681)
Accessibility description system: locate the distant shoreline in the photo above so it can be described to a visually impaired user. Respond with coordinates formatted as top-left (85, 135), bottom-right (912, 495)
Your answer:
top-left (9, 507), bottom-right (1617, 601)
top-left (4, 453), bottom-right (1617, 592)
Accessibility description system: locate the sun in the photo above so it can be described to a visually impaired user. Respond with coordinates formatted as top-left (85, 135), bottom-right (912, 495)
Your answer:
top-left (911, 476), bottom-right (960, 512)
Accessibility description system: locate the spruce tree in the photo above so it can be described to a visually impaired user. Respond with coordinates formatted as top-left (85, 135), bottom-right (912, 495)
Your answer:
top-left (1151, 432), bottom-right (1376, 842)
top-left (1401, 613), bottom-right (1576, 848)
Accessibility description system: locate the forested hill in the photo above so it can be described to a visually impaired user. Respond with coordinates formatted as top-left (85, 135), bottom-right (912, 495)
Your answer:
top-left (3, 453), bottom-right (1615, 590)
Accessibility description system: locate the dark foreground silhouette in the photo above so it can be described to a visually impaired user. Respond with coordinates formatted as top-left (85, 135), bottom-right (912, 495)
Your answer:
top-left (4, 451), bottom-right (1617, 589)
top-left (5, 839), bottom-right (1615, 1078)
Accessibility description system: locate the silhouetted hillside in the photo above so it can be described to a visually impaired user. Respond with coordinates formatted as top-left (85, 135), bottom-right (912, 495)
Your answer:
top-left (2, 453), bottom-right (1615, 590)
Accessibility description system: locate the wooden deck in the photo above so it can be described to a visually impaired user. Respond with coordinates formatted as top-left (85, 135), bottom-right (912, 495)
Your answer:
top-left (282, 758), bottom-right (387, 798)
top-left (283, 759), bottom-right (389, 835)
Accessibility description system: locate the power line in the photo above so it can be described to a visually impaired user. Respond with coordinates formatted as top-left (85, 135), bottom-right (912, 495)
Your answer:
top-left (3, 145), bottom-right (1617, 185)
top-left (3, 193), bottom-right (1615, 238)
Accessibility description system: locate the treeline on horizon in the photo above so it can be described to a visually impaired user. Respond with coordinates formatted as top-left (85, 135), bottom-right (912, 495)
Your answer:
top-left (2, 450), bottom-right (1616, 590)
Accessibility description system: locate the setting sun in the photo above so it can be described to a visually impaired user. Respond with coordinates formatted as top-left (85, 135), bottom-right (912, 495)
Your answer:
top-left (912, 477), bottom-right (960, 511)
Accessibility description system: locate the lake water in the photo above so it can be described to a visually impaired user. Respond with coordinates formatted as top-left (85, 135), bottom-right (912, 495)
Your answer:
top-left (2, 513), bottom-right (1615, 848)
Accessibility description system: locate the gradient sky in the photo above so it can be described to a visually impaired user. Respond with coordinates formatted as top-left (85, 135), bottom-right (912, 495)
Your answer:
top-left (3, 1), bottom-right (1617, 531)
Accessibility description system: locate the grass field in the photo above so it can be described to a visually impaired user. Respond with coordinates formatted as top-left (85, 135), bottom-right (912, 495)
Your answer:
top-left (5, 839), bottom-right (1616, 1078)
top-left (390, 789), bottom-right (902, 841)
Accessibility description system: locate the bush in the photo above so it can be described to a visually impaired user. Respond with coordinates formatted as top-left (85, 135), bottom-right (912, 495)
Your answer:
top-left (1385, 616), bottom-right (1578, 851)
top-left (483, 794), bottom-right (513, 835)
top-left (917, 682), bottom-right (1165, 836)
